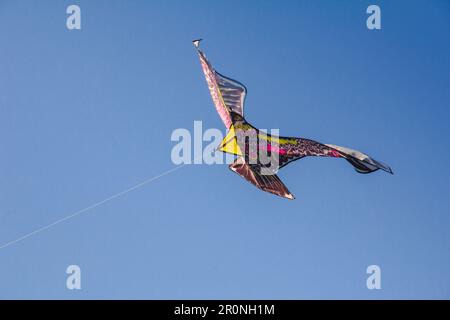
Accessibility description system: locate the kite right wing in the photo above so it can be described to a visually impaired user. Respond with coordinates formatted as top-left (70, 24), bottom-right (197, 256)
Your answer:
top-left (229, 157), bottom-right (295, 200)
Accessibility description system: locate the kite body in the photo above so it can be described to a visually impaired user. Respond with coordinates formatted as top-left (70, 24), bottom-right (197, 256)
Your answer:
top-left (193, 39), bottom-right (392, 200)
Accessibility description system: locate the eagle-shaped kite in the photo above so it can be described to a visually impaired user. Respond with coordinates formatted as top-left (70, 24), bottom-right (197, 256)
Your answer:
top-left (193, 39), bottom-right (392, 200)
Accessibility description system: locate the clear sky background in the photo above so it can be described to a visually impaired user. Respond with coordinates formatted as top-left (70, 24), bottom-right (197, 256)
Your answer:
top-left (1, 0), bottom-right (449, 299)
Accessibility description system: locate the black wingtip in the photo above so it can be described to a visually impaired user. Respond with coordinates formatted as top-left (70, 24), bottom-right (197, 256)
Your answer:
top-left (382, 166), bottom-right (394, 175)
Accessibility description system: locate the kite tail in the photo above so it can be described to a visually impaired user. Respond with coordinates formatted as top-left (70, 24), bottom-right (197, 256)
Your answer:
top-left (325, 144), bottom-right (393, 175)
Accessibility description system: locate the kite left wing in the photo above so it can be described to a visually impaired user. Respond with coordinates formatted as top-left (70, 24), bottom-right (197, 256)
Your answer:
top-left (193, 39), bottom-right (247, 129)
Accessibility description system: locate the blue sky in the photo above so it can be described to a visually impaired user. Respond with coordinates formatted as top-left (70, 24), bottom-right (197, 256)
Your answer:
top-left (1, 0), bottom-right (449, 299)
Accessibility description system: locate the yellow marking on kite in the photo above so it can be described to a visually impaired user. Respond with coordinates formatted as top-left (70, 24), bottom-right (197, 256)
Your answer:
top-left (234, 123), bottom-right (253, 131)
top-left (233, 124), bottom-right (298, 145)
top-left (257, 133), bottom-right (298, 145)
top-left (218, 125), bottom-right (243, 156)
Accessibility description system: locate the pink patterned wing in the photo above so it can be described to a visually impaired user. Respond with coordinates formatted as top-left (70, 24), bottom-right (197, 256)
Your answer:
top-left (195, 42), bottom-right (247, 129)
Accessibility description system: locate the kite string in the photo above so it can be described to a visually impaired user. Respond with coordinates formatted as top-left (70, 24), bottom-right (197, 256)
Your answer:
top-left (0, 162), bottom-right (191, 250)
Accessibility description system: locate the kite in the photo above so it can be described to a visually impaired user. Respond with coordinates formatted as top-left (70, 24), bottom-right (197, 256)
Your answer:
top-left (193, 39), bottom-right (393, 200)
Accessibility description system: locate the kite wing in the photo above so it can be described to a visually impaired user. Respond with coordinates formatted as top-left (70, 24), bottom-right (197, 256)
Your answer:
top-left (193, 39), bottom-right (247, 129)
top-left (229, 157), bottom-right (295, 200)
top-left (325, 144), bottom-right (393, 174)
